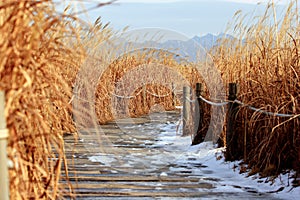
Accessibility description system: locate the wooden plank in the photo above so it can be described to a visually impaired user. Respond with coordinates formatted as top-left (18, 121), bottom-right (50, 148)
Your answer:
top-left (62, 111), bottom-right (213, 198)
top-left (67, 176), bottom-right (200, 182)
top-left (63, 182), bottom-right (213, 190)
top-left (69, 191), bottom-right (221, 197)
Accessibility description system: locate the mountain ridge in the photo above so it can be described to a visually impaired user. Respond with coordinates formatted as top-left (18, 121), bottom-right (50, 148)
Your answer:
top-left (159, 33), bottom-right (235, 61)
top-left (114, 33), bottom-right (235, 62)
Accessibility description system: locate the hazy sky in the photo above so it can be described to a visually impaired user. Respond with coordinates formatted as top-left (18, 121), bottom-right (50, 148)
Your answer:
top-left (64, 0), bottom-right (291, 38)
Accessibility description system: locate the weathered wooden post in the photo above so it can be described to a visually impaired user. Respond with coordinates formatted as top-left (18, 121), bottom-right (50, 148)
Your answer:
top-left (182, 86), bottom-right (191, 136)
top-left (0, 91), bottom-right (9, 200)
top-left (192, 83), bottom-right (204, 144)
top-left (143, 85), bottom-right (147, 111)
top-left (196, 83), bottom-right (203, 133)
top-left (226, 83), bottom-right (238, 161)
top-left (171, 83), bottom-right (176, 107)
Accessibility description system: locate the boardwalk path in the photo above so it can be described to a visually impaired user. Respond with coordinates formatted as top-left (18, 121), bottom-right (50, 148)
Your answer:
top-left (63, 111), bottom-right (279, 199)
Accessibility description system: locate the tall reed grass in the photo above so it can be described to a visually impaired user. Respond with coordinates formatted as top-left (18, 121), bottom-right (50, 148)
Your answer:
top-left (3, 0), bottom-right (298, 198)
top-left (0, 0), bottom-right (88, 198)
top-left (212, 1), bottom-right (299, 179)
top-left (93, 50), bottom-right (201, 124)
top-left (0, 1), bottom-right (200, 198)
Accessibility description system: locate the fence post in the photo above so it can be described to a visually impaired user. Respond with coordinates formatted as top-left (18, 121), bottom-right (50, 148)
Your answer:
top-left (196, 83), bottom-right (203, 133)
top-left (171, 83), bottom-right (176, 107)
top-left (182, 86), bottom-right (191, 136)
top-left (192, 83), bottom-right (205, 144)
top-left (0, 91), bottom-right (9, 200)
top-left (143, 85), bottom-right (147, 110)
top-left (226, 83), bottom-right (238, 161)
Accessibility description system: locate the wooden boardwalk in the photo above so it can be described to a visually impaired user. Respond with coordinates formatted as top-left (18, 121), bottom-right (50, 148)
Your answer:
top-left (62, 111), bottom-right (276, 199)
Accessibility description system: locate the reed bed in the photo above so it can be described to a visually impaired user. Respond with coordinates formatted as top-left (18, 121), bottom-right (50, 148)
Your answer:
top-left (0, 0), bottom-right (88, 198)
top-left (4, 0), bottom-right (298, 198)
top-left (211, 1), bottom-right (300, 179)
top-left (0, 1), bottom-right (200, 198)
top-left (92, 50), bottom-right (201, 124)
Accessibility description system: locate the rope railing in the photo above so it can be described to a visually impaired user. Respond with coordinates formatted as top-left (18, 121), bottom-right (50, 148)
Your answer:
top-left (111, 88), bottom-right (144, 99)
top-left (199, 96), bottom-right (229, 107)
top-left (234, 100), bottom-right (296, 118)
top-left (111, 93), bottom-right (136, 99)
top-left (71, 95), bottom-right (95, 103)
top-left (174, 90), bottom-right (183, 94)
top-left (185, 97), bottom-right (197, 103)
top-left (182, 83), bottom-right (299, 161)
top-left (146, 90), bottom-right (171, 98)
top-left (111, 86), bottom-right (178, 99)
top-left (73, 86), bottom-right (179, 102)
top-left (73, 86), bottom-right (298, 119)
top-left (189, 95), bottom-right (298, 118)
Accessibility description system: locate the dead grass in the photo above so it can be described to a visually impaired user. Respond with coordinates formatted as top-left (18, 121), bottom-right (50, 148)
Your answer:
top-left (0, 0), bottom-right (86, 198)
top-left (212, 1), bottom-right (300, 177)
top-left (4, 0), bottom-right (297, 198)
top-left (0, 1), bottom-right (200, 198)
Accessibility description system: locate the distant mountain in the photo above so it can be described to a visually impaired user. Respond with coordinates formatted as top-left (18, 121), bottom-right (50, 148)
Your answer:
top-left (114, 33), bottom-right (235, 62)
top-left (191, 33), bottom-right (235, 50)
top-left (159, 33), bottom-right (235, 62)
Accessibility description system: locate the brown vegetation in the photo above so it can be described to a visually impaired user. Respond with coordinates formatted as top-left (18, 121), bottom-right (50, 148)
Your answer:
top-left (0, 1), bottom-right (199, 198)
top-left (211, 1), bottom-right (300, 178)
top-left (0, 0), bottom-right (85, 198)
top-left (1, 0), bottom-right (298, 198)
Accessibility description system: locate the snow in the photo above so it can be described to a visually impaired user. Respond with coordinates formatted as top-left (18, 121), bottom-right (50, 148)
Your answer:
top-left (160, 123), bottom-right (300, 200)
top-left (182, 141), bottom-right (300, 199)
top-left (89, 154), bottom-right (116, 165)
top-left (88, 113), bottom-right (300, 199)
top-left (160, 172), bottom-right (168, 177)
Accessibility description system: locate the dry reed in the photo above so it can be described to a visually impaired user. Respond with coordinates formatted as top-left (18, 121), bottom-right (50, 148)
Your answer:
top-left (0, 1), bottom-right (201, 198)
top-left (93, 50), bottom-right (201, 124)
top-left (5, 0), bottom-right (297, 198)
top-left (211, 1), bottom-right (299, 179)
top-left (0, 0), bottom-right (87, 198)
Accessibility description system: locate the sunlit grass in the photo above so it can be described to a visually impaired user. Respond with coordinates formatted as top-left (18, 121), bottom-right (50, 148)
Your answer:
top-left (1, 0), bottom-right (298, 198)
top-left (212, 0), bottom-right (299, 177)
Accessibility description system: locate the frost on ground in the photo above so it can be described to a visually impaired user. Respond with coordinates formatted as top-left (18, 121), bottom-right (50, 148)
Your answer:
top-left (159, 122), bottom-right (300, 200)
top-left (87, 112), bottom-right (299, 200)
top-left (177, 141), bottom-right (300, 200)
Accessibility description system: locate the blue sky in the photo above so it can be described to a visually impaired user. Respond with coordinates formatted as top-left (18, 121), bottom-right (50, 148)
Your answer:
top-left (62, 0), bottom-right (290, 38)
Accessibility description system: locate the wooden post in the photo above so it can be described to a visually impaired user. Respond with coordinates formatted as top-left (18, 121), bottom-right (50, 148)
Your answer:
top-left (182, 86), bottom-right (191, 136)
top-left (226, 83), bottom-right (238, 161)
top-left (0, 91), bottom-right (9, 200)
top-left (244, 115), bottom-right (248, 161)
top-left (171, 83), bottom-right (176, 107)
top-left (192, 83), bottom-right (205, 144)
top-left (143, 85), bottom-right (147, 111)
top-left (196, 83), bottom-right (203, 132)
